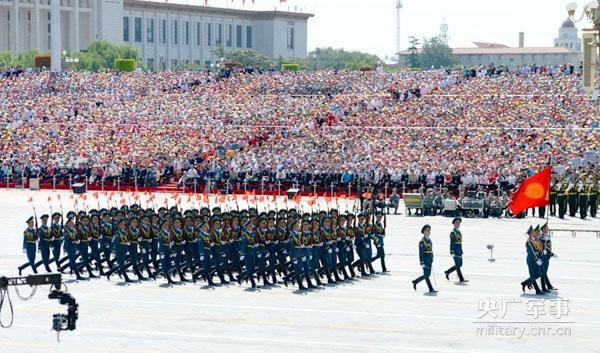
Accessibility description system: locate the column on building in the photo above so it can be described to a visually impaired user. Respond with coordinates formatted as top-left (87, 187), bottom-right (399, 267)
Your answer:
top-left (13, 0), bottom-right (20, 53)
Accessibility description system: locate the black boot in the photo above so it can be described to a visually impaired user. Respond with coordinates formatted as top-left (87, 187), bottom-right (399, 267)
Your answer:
top-left (326, 270), bottom-right (335, 284)
top-left (540, 276), bottom-right (551, 293)
top-left (123, 270), bottom-right (134, 283)
top-left (178, 269), bottom-right (189, 282)
top-left (413, 276), bottom-right (423, 290)
top-left (532, 280), bottom-right (544, 295)
top-left (250, 276), bottom-right (257, 289)
top-left (86, 264), bottom-right (98, 278)
top-left (341, 267), bottom-right (350, 280)
top-left (297, 275), bottom-right (307, 290)
top-left (368, 262), bottom-right (376, 274)
top-left (457, 268), bottom-right (468, 283)
top-left (521, 279), bottom-right (530, 293)
top-left (333, 268), bottom-right (343, 282)
top-left (271, 271), bottom-right (277, 284)
top-left (381, 258), bottom-right (388, 273)
top-left (135, 268), bottom-right (148, 281)
top-left (313, 271), bottom-right (323, 285)
top-left (146, 265), bottom-right (156, 280)
top-left (97, 263), bottom-right (105, 276)
top-left (359, 263), bottom-right (368, 276)
top-left (348, 264), bottom-right (356, 278)
top-left (445, 266), bottom-right (456, 280)
top-left (262, 274), bottom-right (272, 286)
top-left (165, 272), bottom-right (174, 285)
top-left (545, 276), bottom-right (556, 290)
top-left (306, 274), bottom-right (316, 289)
top-left (227, 270), bottom-right (235, 283)
top-left (425, 278), bottom-right (437, 293)
top-left (75, 269), bottom-right (85, 281)
top-left (217, 271), bottom-right (228, 284)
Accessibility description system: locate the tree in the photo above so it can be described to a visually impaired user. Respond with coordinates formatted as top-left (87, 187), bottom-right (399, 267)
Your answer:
top-left (213, 48), bottom-right (273, 69)
top-left (419, 36), bottom-right (455, 69)
top-left (305, 47), bottom-right (381, 71)
top-left (72, 41), bottom-right (138, 71)
top-left (407, 36), bottom-right (420, 68)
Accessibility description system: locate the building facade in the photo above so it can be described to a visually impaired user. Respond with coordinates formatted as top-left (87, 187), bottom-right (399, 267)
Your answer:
top-left (554, 18), bottom-right (581, 52)
top-left (398, 19), bottom-right (582, 68)
top-left (0, 0), bottom-right (312, 70)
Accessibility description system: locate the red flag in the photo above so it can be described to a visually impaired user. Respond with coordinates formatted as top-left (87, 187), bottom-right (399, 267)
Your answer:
top-left (307, 198), bottom-right (316, 206)
top-left (202, 194), bottom-right (209, 204)
top-left (362, 192), bottom-right (372, 199)
top-left (218, 195), bottom-right (226, 203)
top-left (271, 194), bottom-right (276, 202)
top-left (47, 196), bottom-right (51, 202)
top-left (27, 197), bottom-right (33, 203)
top-left (92, 192), bottom-right (99, 199)
top-left (508, 167), bottom-right (552, 215)
top-left (120, 198), bottom-right (126, 205)
top-left (56, 194), bottom-right (61, 201)
top-left (80, 194), bottom-right (87, 201)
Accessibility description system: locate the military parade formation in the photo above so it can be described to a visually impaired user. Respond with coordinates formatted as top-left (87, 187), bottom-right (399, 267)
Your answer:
top-left (18, 203), bottom-right (390, 290)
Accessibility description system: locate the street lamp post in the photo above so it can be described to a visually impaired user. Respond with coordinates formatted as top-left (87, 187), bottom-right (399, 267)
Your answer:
top-left (566, 1), bottom-right (600, 95)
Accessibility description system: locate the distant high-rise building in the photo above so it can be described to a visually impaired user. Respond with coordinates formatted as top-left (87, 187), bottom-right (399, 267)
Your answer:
top-left (439, 18), bottom-right (449, 46)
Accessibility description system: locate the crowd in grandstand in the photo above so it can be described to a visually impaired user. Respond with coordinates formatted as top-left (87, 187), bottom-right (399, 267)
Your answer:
top-left (1, 64), bottom-right (598, 193)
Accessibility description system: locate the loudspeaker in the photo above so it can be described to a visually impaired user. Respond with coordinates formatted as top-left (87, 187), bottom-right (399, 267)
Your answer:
top-left (72, 182), bottom-right (86, 194)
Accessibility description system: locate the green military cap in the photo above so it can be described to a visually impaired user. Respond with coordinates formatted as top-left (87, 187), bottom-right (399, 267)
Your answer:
top-left (452, 217), bottom-right (462, 224)
top-left (421, 224), bottom-right (431, 233)
top-left (52, 212), bottom-right (62, 219)
top-left (66, 211), bottom-right (76, 219)
top-left (26, 216), bottom-right (34, 223)
top-left (40, 214), bottom-right (49, 220)
top-left (117, 218), bottom-right (127, 225)
top-left (526, 225), bottom-right (533, 234)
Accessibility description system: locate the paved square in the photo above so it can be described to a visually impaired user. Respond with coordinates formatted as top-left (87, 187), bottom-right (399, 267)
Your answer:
top-left (1, 189), bottom-right (599, 353)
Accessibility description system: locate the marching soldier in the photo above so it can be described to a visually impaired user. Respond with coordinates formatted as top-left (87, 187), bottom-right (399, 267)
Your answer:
top-left (557, 178), bottom-right (568, 219)
top-left (63, 213), bottom-right (84, 280)
top-left (37, 214), bottom-right (53, 273)
top-left (238, 220), bottom-right (258, 288)
top-left (19, 216), bottom-right (38, 274)
top-left (567, 178), bottom-right (579, 217)
top-left (579, 178), bottom-right (589, 219)
top-left (412, 224), bottom-right (437, 293)
top-left (172, 217), bottom-right (188, 282)
top-left (112, 218), bottom-right (133, 283)
top-left (520, 225), bottom-right (544, 295)
top-left (549, 177), bottom-right (558, 216)
top-left (50, 212), bottom-right (63, 271)
top-left (77, 215), bottom-right (97, 278)
top-left (590, 178), bottom-right (599, 218)
top-left (158, 218), bottom-right (175, 285)
top-left (539, 223), bottom-right (557, 292)
top-left (444, 217), bottom-right (468, 283)
top-left (371, 211), bottom-right (388, 273)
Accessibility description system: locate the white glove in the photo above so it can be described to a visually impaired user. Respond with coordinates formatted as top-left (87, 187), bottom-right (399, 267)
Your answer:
top-left (301, 256), bottom-right (306, 262)
top-left (536, 259), bottom-right (542, 266)
top-left (200, 256), bottom-right (204, 261)
top-left (265, 253), bottom-right (269, 258)
top-left (421, 264), bottom-right (426, 268)
top-left (328, 249), bottom-right (333, 254)
top-left (240, 256), bottom-right (245, 261)
top-left (282, 250), bottom-right (287, 254)
top-left (257, 253), bottom-right (262, 258)
top-left (309, 255), bottom-right (313, 260)
top-left (552, 254), bottom-right (558, 258)
top-left (182, 240), bottom-right (186, 245)
top-left (141, 248), bottom-right (147, 254)
top-left (346, 247), bottom-right (350, 252)
top-left (366, 245), bottom-right (370, 249)
top-left (542, 250), bottom-right (547, 255)
top-left (335, 248), bottom-right (339, 253)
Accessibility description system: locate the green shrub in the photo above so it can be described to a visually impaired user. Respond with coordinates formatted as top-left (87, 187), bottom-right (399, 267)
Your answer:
top-left (281, 63), bottom-right (300, 72)
top-left (114, 58), bottom-right (136, 72)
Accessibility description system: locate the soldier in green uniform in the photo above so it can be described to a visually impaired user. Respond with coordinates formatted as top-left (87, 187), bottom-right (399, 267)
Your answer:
top-left (557, 178), bottom-right (568, 219)
top-left (549, 177), bottom-right (558, 216)
top-left (37, 214), bottom-right (53, 273)
top-left (422, 190), bottom-right (434, 216)
top-left (412, 224), bottom-right (437, 293)
top-left (590, 178), bottom-right (599, 218)
top-left (578, 178), bottom-right (589, 219)
top-left (567, 178), bottom-right (579, 217)
top-left (444, 217), bottom-right (468, 283)
top-left (539, 223), bottom-right (557, 292)
top-left (19, 216), bottom-right (38, 274)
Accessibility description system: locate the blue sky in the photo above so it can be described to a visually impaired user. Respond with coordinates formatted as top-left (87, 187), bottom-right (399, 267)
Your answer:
top-left (179, 0), bottom-right (591, 58)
